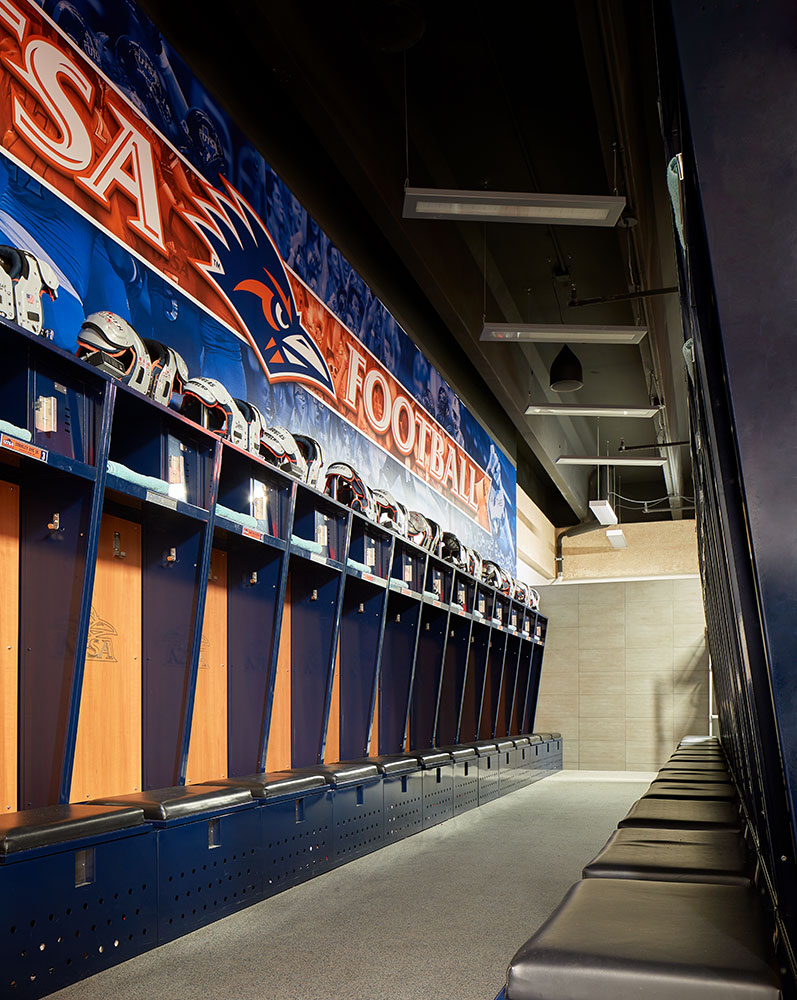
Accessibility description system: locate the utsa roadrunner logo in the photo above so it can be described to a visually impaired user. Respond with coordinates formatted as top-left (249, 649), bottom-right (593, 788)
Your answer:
top-left (183, 178), bottom-right (337, 398)
top-left (86, 607), bottom-right (118, 662)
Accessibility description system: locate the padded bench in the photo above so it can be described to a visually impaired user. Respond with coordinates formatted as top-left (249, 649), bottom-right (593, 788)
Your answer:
top-left (618, 797), bottom-right (742, 832)
top-left (92, 785), bottom-right (258, 942)
top-left (504, 878), bottom-right (781, 999)
top-left (0, 804), bottom-right (156, 998)
top-left (202, 772), bottom-right (332, 895)
top-left (657, 768), bottom-right (731, 783)
top-left (645, 780), bottom-right (737, 801)
top-left (291, 763), bottom-right (384, 864)
top-left (582, 827), bottom-right (752, 885)
top-left (512, 737), bottom-right (533, 788)
top-left (660, 759), bottom-right (729, 772)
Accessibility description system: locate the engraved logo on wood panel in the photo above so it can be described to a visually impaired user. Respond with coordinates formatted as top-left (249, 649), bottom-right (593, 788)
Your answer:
top-left (86, 607), bottom-right (118, 662)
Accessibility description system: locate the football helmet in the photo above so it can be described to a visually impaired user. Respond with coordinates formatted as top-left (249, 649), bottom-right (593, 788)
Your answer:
top-left (234, 399), bottom-right (268, 456)
top-left (144, 340), bottom-right (189, 406)
top-left (467, 548), bottom-right (483, 581)
top-left (529, 588), bottom-right (541, 611)
top-left (514, 580), bottom-right (530, 605)
top-left (441, 531), bottom-right (467, 568)
top-left (324, 462), bottom-right (375, 518)
top-left (294, 434), bottom-right (324, 488)
top-left (371, 488), bottom-right (407, 535)
top-left (0, 245), bottom-right (59, 338)
top-left (261, 425), bottom-right (308, 479)
top-left (498, 567), bottom-right (514, 597)
top-left (78, 312), bottom-right (151, 393)
top-left (180, 376), bottom-right (248, 447)
top-left (481, 560), bottom-right (502, 589)
top-left (406, 510), bottom-right (432, 549)
top-left (426, 517), bottom-right (442, 556)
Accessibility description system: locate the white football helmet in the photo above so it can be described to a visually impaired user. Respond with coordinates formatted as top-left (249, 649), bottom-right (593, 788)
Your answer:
top-left (78, 312), bottom-right (151, 394)
top-left (0, 245), bottom-right (58, 338)
top-left (261, 425), bottom-right (308, 479)
top-left (180, 376), bottom-right (248, 447)
top-left (324, 462), bottom-right (376, 519)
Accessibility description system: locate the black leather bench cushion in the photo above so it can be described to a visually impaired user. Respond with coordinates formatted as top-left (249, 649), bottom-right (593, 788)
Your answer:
top-left (645, 781), bottom-right (736, 801)
top-left (513, 738), bottom-right (531, 748)
top-left (679, 736), bottom-right (719, 745)
top-left (496, 740), bottom-right (515, 752)
top-left (446, 747), bottom-right (477, 762)
top-left (332, 755), bottom-right (420, 776)
top-left (670, 752), bottom-right (726, 762)
top-left (467, 741), bottom-right (499, 754)
top-left (549, 732), bottom-right (562, 739)
top-left (522, 734), bottom-right (543, 744)
top-left (618, 797), bottom-right (741, 831)
top-left (505, 879), bottom-right (780, 1000)
top-left (411, 749), bottom-right (452, 768)
top-left (291, 763), bottom-right (380, 786)
top-left (533, 733), bottom-right (553, 740)
top-left (661, 759), bottom-right (728, 771)
top-left (583, 828), bottom-right (751, 885)
top-left (200, 772), bottom-right (326, 799)
top-left (657, 769), bottom-right (731, 783)
top-left (0, 804), bottom-right (145, 856)
top-left (93, 785), bottom-right (253, 820)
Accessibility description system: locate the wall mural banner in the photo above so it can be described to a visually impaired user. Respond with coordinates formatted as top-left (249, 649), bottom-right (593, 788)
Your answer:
top-left (0, 0), bottom-right (517, 569)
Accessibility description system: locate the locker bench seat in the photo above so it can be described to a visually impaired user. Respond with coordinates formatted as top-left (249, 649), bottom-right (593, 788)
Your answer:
top-left (0, 803), bottom-right (145, 855)
top-left (582, 827), bottom-right (752, 885)
top-left (412, 749), bottom-right (455, 828)
top-left (618, 797), bottom-right (741, 832)
top-left (644, 780), bottom-right (736, 800)
top-left (93, 785), bottom-right (260, 942)
top-left (292, 762), bottom-right (384, 863)
top-left (504, 878), bottom-right (781, 1000)
top-left (457, 741), bottom-right (501, 802)
top-left (657, 768), bottom-right (731, 783)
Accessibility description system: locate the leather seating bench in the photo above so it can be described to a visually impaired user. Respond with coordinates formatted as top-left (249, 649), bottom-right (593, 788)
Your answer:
top-left (582, 827), bottom-right (752, 885)
top-left (413, 749), bottom-right (454, 829)
top-left (0, 804), bottom-right (156, 997)
top-left (644, 779), bottom-right (737, 800)
top-left (202, 772), bottom-right (332, 894)
top-left (618, 796), bottom-right (742, 832)
top-left (93, 785), bottom-right (258, 943)
top-left (504, 878), bottom-right (781, 999)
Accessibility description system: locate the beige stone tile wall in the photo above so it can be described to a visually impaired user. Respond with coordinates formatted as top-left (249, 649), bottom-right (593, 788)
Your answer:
top-left (534, 578), bottom-right (709, 770)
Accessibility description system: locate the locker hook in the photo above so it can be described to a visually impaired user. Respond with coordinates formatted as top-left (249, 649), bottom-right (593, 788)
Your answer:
top-left (248, 571), bottom-right (258, 586)
top-left (113, 531), bottom-right (126, 559)
top-left (47, 512), bottom-right (60, 532)
top-left (165, 547), bottom-right (177, 566)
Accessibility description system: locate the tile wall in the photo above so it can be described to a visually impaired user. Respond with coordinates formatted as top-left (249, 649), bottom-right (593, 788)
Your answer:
top-left (534, 577), bottom-right (708, 770)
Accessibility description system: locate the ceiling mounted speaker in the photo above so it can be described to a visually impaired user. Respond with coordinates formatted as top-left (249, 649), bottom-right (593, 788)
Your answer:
top-left (549, 345), bottom-right (583, 392)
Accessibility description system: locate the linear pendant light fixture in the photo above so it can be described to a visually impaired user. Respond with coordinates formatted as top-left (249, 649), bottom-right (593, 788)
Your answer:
top-left (526, 404), bottom-right (661, 418)
top-left (481, 322), bottom-right (647, 344)
top-left (403, 187), bottom-right (626, 227)
top-left (555, 455), bottom-right (667, 467)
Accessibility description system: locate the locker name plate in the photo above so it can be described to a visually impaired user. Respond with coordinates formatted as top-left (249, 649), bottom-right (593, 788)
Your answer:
top-left (146, 490), bottom-right (178, 509)
top-left (1, 434), bottom-right (47, 462)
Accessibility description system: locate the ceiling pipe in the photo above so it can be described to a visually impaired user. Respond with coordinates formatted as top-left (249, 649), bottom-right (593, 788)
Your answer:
top-left (554, 521), bottom-right (609, 581)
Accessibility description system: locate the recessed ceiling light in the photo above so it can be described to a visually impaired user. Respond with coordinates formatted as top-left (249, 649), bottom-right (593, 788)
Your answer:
top-left (525, 404), bottom-right (661, 418)
top-left (555, 455), bottom-right (667, 467)
top-left (481, 323), bottom-right (647, 344)
top-left (403, 187), bottom-right (626, 227)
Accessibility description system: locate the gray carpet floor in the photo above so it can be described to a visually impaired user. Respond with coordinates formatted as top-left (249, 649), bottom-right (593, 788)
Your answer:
top-left (49, 771), bottom-right (653, 1000)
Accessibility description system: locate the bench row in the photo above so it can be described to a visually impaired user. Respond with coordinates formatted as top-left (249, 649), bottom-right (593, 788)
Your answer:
top-left (0, 735), bottom-right (562, 999)
top-left (500, 736), bottom-right (783, 1000)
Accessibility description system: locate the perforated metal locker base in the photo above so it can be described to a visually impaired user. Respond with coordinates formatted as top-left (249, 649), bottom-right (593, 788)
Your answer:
top-left (332, 780), bottom-right (384, 864)
top-left (261, 789), bottom-right (333, 897)
top-left (497, 744), bottom-right (519, 797)
top-left (383, 772), bottom-right (423, 842)
top-left (0, 828), bottom-right (157, 999)
top-left (422, 764), bottom-right (455, 828)
top-left (156, 807), bottom-right (262, 944)
top-left (477, 754), bottom-right (501, 803)
top-left (453, 759), bottom-right (479, 816)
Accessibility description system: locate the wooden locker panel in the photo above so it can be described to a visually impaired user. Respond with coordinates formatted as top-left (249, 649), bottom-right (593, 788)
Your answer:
top-left (70, 514), bottom-right (142, 801)
top-left (0, 480), bottom-right (19, 812)
top-left (265, 580), bottom-right (291, 772)
top-left (186, 550), bottom-right (228, 784)
top-left (325, 644), bottom-right (340, 764)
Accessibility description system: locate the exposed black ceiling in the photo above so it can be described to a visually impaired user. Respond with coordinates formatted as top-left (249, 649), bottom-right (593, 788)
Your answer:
top-left (140, 0), bottom-right (692, 528)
